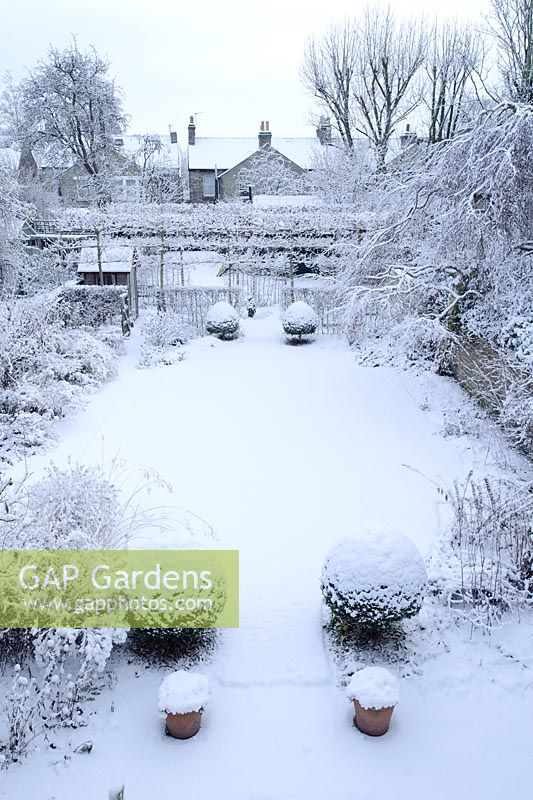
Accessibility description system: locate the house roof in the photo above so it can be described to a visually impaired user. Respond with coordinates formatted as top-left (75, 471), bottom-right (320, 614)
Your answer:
top-left (387, 141), bottom-right (428, 173)
top-left (77, 244), bottom-right (133, 274)
top-left (188, 137), bottom-right (322, 171)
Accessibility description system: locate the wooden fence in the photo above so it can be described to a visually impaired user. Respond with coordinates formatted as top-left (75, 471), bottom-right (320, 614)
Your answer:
top-left (138, 285), bottom-right (243, 332)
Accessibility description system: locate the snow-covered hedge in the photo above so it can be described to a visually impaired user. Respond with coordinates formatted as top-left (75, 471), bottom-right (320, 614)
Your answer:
top-left (321, 529), bottom-right (427, 629)
top-left (346, 666), bottom-right (400, 710)
top-left (158, 670), bottom-right (210, 715)
top-left (205, 301), bottom-right (240, 339)
top-left (56, 285), bottom-right (126, 328)
top-left (282, 301), bottom-right (318, 338)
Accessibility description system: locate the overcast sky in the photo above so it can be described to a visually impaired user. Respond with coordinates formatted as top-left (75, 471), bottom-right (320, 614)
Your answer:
top-left (2, 0), bottom-right (488, 143)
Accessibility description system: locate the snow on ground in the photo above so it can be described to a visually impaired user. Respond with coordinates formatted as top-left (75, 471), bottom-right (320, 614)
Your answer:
top-left (3, 308), bottom-right (533, 799)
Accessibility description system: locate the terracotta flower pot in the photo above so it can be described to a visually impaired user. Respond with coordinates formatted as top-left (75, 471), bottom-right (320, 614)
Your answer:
top-left (353, 700), bottom-right (394, 736)
top-left (165, 709), bottom-right (203, 739)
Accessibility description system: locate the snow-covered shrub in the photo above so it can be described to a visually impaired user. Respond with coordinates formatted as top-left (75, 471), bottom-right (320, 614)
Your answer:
top-left (499, 379), bottom-right (533, 456)
top-left (499, 317), bottom-right (533, 365)
top-left (321, 530), bottom-right (427, 631)
top-left (158, 670), bottom-right (210, 715)
top-left (34, 628), bottom-right (127, 728)
top-left (0, 665), bottom-right (41, 766)
top-left (139, 310), bottom-right (191, 368)
top-left (7, 459), bottom-right (172, 552)
top-left (429, 474), bottom-right (533, 627)
top-left (0, 295), bottom-right (119, 458)
top-left (205, 301), bottom-right (240, 339)
top-left (0, 463), bottom-right (139, 728)
top-left (0, 461), bottom-right (178, 738)
top-left (346, 666), bottom-right (400, 710)
top-left (0, 477), bottom-right (33, 664)
top-left (12, 463), bottom-right (125, 550)
top-left (129, 627), bottom-right (218, 665)
top-left (56, 285), bottom-right (126, 328)
top-left (282, 301), bottom-right (317, 339)
top-left (93, 325), bottom-right (126, 356)
top-left (128, 572), bottom-right (224, 664)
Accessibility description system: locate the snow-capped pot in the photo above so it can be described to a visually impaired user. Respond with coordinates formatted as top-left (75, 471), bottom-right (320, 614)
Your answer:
top-left (205, 301), bottom-right (240, 339)
top-left (321, 529), bottom-right (427, 631)
top-left (158, 670), bottom-right (210, 740)
top-left (282, 301), bottom-right (318, 340)
top-left (346, 667), bottom-right (400, 710)
top-left (346, 666), bottom-right (399, 736)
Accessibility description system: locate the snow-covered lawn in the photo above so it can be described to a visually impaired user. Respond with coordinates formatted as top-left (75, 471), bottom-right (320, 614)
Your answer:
top-left (3, 309), bottom-right (532, 799)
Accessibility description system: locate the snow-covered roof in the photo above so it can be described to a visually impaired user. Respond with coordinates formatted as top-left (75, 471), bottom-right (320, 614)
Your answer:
top-left (188, 137), bottom-right (322, 171)
top-left (77, 244), bottom-right (133, 273)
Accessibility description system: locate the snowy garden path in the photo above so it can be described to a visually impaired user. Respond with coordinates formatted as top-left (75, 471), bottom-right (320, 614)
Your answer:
top-left (5, 308), bottom-right (533, 800)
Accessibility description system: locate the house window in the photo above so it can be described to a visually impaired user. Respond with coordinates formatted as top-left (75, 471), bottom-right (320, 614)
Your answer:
top-left (203, 175), bottom-right (216, 198)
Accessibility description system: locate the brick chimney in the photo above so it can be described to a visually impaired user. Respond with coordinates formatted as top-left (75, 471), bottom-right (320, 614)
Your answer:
top-left (258, 120), bottom-right (272, 148)
top-left (316, 116), bottom-right (332, 145)
top-left (188, 115), bottom-right (196, 146)
top-left (400, 123), bottom-right (417, 149)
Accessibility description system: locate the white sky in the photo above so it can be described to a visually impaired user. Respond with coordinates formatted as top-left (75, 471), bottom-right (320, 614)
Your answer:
top-left (2, 0), bottom-right (489, 143)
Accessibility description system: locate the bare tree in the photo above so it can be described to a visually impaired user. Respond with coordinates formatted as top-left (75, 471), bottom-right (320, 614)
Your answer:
top-left (424, 21), bottom-right (488, 144)
top-left (487, 0), bottom-right (533, 102)
top-left (301, 21), bottom-right (358, 148)
top-left (0, 73), bottom-right (26, 147)
top-left (352, 6), bottom-right (428, 168)
top-left (308, 142), bottom-right (374, 205)
top-left (132, 134), bottom-right (182, 202)
top-left (17, 42), bottom-right (128, 200)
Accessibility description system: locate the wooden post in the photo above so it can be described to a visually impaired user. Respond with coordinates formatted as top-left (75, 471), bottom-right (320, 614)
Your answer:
top-left (96, 229), bottom-right (103, 286)
top-left (289, 253), bottom-right (295, 303)
top-left (180, 246), bottom-right (185, 286)
top-left (159, 229), bottom-right (166, 312)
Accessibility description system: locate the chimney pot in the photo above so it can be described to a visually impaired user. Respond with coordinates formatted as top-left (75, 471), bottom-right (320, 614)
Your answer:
top-left (188, 116), bottom-right (196, 146)
top-left (258, 120), bottom-right (272, 149)
top-left (316, 116), bottom-right (332, 145)
top-left (400, 124), bottom-right (417, 149)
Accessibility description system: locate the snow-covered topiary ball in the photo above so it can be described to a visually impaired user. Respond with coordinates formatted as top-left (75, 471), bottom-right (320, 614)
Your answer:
top-left (282, 301), bottom-right (318, 337)
top-left (206, 302), bottom-right (240, 339)
top-left (321, 529), bottom-right (427, 629)
top-left (158, 670), bottom-right (210, 715)
top-left (346, 666), bottom-right (400, 710)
